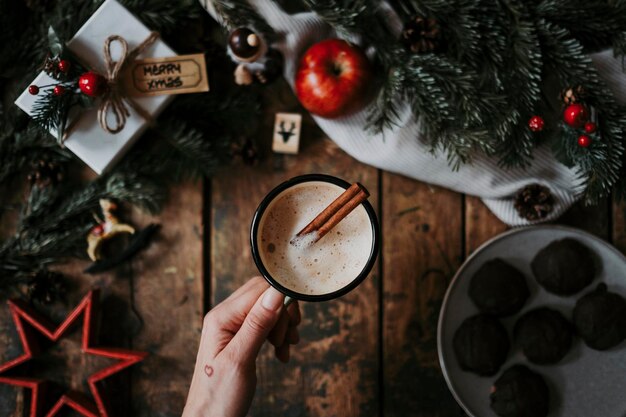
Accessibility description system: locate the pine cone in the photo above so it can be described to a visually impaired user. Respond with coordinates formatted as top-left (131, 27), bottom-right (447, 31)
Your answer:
top-left (514, 184), bottom-right (555, 221)
top-left (559, 85), bottom-right (586, 106)
top-left (240, 138), bottom-right (260, 165)
top-left (400, 15), bottom-right (442, 54)
top-left (231, 138), bottom-right (260, 165)
top-left (42, 54), bottom-right (64, 80)
top-left (27, 269), bottom-right (66, 305)
top-left (28, 159), bottom-right (64, 188)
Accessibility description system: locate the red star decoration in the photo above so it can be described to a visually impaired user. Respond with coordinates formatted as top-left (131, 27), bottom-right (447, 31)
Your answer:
top-left (0, 289), bottom-right (147, 417)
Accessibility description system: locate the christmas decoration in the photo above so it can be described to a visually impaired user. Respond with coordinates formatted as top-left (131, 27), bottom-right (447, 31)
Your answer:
top-left (57, 59), bottom-right (71, 73)
top-left (231, 138), bottom-right (260, 166)
top-left (86, 199), bottom-right (136, 262)
top-left (584, 122), bottom-right (597, 134)
top-left (226, 25), bottom-right (282, 86)
top-left (15, 0), bottom-right (180, 172)
top-left (528, 116), bottom-right (545, 132)
top-left (295, 39), bottom-right (372, 118)
top-left (514, 184), bottom-right (555, 221)
top-left (234, 64), bottom-right (254, 85)
top-left (25, 269), bottom-right (66, 305)
top-left (239, 138), bottom-right (260, 166)
top-left (0, 290), bottom-right (147, 417)
top-left (228, 27), bottom-right (262, 62)
top-left (84, 224), bottom-right (160, 274)
top-left (0, 0), bottom-right (262, 298)
top-left (250, 0), bottom-right (626, 203)
top-left (253, 48), bottom-right (284, 84)
top-left (27, 158), bottom-right (64, 188)
top-left (560, 86), bottom-right (586, 105)
top-left (563, 103), bottom-right (589, 128)
top-left (53, 85), bottom-right (66, 96)
top-left (78, 71), bottom-right (107, 97)
top-left (400, 15), bottom-right (442, 53)
top-left (43, 52), bottom-right (76, 80)
top-left (84, 199), bottom-right (161, 274)
top-left (272, 112), bottom-right (302, 154)
top-left (28, 85), bottom-right (39, 95)
top-left (578, 134), bottom-right (592, 148)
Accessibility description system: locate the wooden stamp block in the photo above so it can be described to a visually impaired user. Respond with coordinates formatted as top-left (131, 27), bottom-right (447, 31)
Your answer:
top-left (272, 113), bottom-right (302, 154)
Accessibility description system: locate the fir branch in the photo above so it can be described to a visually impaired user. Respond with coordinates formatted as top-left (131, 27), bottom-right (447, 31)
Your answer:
top-left (492, 3), bottom-right (543, 167)
top-left (366, 67), bottom-right (403, 134)
top-left (122, 0), bottom-right (202, 35)
top-left (31, 86), bottom-right (83, 143)
top-left (302, 0), bottom-right (370, 39)
top-left (211, 0), bottom-right (277, 42)
top-left (538, 20), bottom-right (626, 202)
top-left (153, 121), bottom-right (232, 180)
top-left (535, 0), bottom-right (626, 51)
top-left (0, 123), bottom-right (72, 186)
top-left (615, 31), bottom-right (626, 69)
top-left (397, 0), bottom-right (483, 63)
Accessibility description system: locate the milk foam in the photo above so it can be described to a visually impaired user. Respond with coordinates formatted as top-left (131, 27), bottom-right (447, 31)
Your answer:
top-left (258, 181), bottom-right (374, 295)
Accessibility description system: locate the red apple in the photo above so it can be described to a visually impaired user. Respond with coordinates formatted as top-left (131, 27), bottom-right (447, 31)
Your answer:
top-left (295, 39), bottom-right (372, 118)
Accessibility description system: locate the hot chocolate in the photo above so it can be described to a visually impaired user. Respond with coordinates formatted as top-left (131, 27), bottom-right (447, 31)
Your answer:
top-left (257, 181), bottom-right (374, 296)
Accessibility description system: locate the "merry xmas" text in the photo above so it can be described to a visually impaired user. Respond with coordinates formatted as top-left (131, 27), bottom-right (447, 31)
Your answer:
top-left (143, 63), bottom-right (182, 76)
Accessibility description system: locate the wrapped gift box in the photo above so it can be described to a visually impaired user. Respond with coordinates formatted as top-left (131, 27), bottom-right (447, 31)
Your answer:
top-left (15, 0), bottom-right (175, 174)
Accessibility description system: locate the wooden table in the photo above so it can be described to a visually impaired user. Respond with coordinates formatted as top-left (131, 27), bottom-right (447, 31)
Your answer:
top-left (1, 80), bottom-right (625, 417)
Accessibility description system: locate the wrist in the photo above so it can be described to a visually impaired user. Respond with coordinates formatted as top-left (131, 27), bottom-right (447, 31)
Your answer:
top-left (182, 400), bottom-right (209, 417)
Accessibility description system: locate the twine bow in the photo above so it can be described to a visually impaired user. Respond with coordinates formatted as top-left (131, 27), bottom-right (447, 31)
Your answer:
top-left (97, 32), bottom-right (159, 134)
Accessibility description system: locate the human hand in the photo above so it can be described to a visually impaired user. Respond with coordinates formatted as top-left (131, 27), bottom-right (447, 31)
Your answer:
top-left (182, 277), bottom-right (301, 417)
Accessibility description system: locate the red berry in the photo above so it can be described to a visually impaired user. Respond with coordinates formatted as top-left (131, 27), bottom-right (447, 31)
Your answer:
top-left (528, 115), bottom-right (545, 132)
top-left (584, 122), bottom-right (597, 134)
top-left (53, 85), bottom-right (65, 96)
top-left (28, 85), bottom-right (40, 95)
top-left (577, 134), bottom-right (592, 148)
top-left (58, 59), bottom-right (71, 73)
top-left (563, 103), bottom-right (589, 128)
top-left (78, 71), bottom-right (107, 97)
top-left (91, 224), bottom-right (105, 236)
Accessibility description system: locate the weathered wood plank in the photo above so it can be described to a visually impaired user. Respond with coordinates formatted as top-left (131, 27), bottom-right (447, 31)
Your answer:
top-left (612, 198), bottom-right (626, 254)
top-left (0, 181), bottom-right (24, 417)
top-left (382, 177), bottom-right (463, 417)
top-left (0, 308), bottom-right (19, 417)
top-left (560, 199), bottom-right (610, 240)
top-left (211, 124), bottom-right (380, 416)
top-left (0, 170), bottom-right (135, 416)
top-left (464, 196), bottom-right (508, 256)
top-left (130, 181), bottom-right (204, 417)
top-left (0, 263), bottom-right (134, 416)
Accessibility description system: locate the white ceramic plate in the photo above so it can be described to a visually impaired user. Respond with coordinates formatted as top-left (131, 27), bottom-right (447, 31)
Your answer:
top-left (438, 226), bottom-right (626, 417)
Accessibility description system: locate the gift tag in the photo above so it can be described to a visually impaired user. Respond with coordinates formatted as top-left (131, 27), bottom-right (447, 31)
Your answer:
top-left (124, 53), bottom-right (209, 96)
top-left (272, 113), bottom-right (302, 154)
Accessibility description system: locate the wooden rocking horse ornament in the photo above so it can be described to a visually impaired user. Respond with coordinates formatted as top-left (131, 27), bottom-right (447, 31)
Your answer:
top-left (87, 199), bottom-right (136, 262)
top-left (84, 199), bottom-right (159, 274)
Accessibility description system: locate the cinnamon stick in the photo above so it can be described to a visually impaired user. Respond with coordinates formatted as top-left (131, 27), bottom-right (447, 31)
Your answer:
top-left (291, 182), bottom-right (370, 245)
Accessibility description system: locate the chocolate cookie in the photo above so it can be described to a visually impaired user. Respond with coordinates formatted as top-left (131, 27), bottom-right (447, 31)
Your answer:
top-left (573, 283), bottom-right (626, 350)
top-left (469, 259), bottom-right (530, 316)
top-left (453, 314), bottom-right (510, 376)
top-left (514, 307), bottom-right (573, 364)
top-left (490, 364), bottom-right (550, 417)
top-left (531, 238), bottom-right (596, 295)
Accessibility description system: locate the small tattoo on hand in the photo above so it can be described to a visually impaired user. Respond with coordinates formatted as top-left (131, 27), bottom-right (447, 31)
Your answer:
top-left (204, 365), bottom-right (214, 377)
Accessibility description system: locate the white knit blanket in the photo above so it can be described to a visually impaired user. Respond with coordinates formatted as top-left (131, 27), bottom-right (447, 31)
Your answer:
top-left (200, 0), bottom-right (626, 225)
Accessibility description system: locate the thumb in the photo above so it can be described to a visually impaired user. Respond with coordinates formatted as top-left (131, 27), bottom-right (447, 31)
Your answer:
top-left (226, 287), bottom-right (285, 363)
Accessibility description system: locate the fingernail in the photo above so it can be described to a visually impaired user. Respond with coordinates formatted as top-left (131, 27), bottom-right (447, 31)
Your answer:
top-left (262, 287), bottom-right (284, 311)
